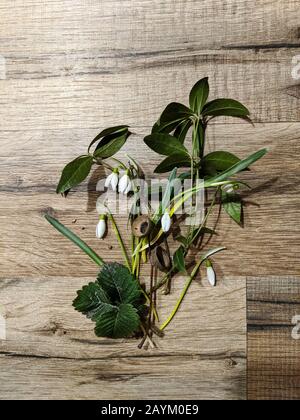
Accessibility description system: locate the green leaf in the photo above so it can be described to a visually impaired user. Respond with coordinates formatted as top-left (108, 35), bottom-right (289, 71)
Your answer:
top-left (205, 149), bottom-right (267, 187)
top-left (45, 215), bottom-right (104, 266)
top-left (152, 119), bottom-right (183, 135)
top-left (56, 155), bottom-right (93, 194)
top-left (175, 235), bottom-right (189, 247)
top-left (144, 133), bottom-right (190, 157)
top-left (202, 98), bottom-right (250, 118)
top-left (154, 153), bottom-right (191, 173)
top-left (160, 102), bottom-right (194, 125)
top-left (88, 125), bottom-right (129, 153)
top-left (173, 246), bottom-right (186, 273)
top-left (222, 192), bottom-right (242, 225)
top-left (94, 130), bottom-right (131, 159)
top-left (174, 119), bottom-right (193, 143)
top-left (73, 263), bottom-right (144, 339)
top-left (202, 151), bottom-right (241, 175)
top-left (189, 77), bottom-right (209, 114)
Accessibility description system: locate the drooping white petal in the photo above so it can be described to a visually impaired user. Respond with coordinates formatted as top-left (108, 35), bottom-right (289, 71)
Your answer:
top-left (104, 173), bottom-right (114, 188)
top-left (124, 180), bottom-right (132, 195)
top-left (207, 266), bottom-right (216, 287)
top-left (161, 212), bottom-right (171, 232)
top-left (119, 174), bottom-right (130, 194)
top-left (110, 172), bottom-right (119, 192)
top-left (96, 219), bottom-right (106, 239)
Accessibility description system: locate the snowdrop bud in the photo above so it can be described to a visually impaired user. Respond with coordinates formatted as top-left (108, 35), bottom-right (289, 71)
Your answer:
top-left (206, 260), bottom-right (216, 287)
top-left (222, 183), bottom-right (235, 194)
top-left (119, 171), bottom-right (131, 194)
top-left (96, 215), bottom-right (107, 239)
top-left (105, 169), bottom-right (119, 191)
top-left (161, 211), bottom-right (171, 233)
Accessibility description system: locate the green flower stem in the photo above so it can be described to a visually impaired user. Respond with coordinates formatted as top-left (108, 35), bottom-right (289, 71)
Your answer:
top-left (160, 260), bottom-right (202, 331)
top-left (107, 211), bottom-right (131, 271)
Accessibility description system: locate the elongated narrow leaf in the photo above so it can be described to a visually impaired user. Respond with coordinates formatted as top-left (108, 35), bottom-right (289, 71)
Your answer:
top-left (154, 153), bottom-right (191, 173)
top-left (202, 98), bottom-right (250, 118)
top-left (205, 149), bottom-right (267, 187)
top-left (56, 155), bottom-right (93, 194)
top-left (88, 125), bottom-right (129, 153)
top-left (174, 119), bottom-right (193, 143)
top-left (94, 130), bottom-right (131, 159)
top-left (202, 151), bottom-right (241, 175)
top-left (222, 192), bottom-right (242, 225)
top-left (160, 102), bottom-right (194, 125)
top-left (45, 214), bottom-right (104, 266)
top-left (173, 246), bottom-right (186, 273)
top-left (144, 133), bottom-right (190, 157)
top-left (189, 77), bottom-right (209, 114)
top-left (152, 119), bottom-right (183, 135)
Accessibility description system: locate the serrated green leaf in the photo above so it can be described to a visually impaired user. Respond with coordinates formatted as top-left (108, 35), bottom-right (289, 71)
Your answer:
top-left (94, 130), bottom-right (131, 159)
top-left (154, 153), bottom-right (191, 174)
top-left (94, 304), bottom-right (140, 339)
top-left (202, 98), bottom-right (250, 118)
top-left (222, 192), bottom-right (242, 225)
top-left (173, 246), bottom-right (186, 273)
top-left (202, 151), bottom-right (241, 175)
top-left (189, 77), bottom-right (209, 114)
top-left (73, 263), bottom-right (144, 339)
top-left (88, 125), bottom-right (129, 153)
top-left (144, 133), bottom-right (190, 157)
top-left (56, 155), bottom-right (93, 194)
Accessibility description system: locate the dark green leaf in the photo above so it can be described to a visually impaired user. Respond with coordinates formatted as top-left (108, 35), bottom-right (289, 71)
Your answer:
top-left (160, 102), bottom-right (194, 125)
top-left (154, 153), bottom-right (191, 174)
top-left (174, 119), bottom-right (193, 143)
top-left (152, 119), bottom-right (183, 135)
top-left (45, 215), bottom-right (104, 266)
top-left (144, 133), bottom-right (190, 157)
top-left (173, 246), bottom-right (186, 273)
top-left (202, 151), bottom-right (241, 175)
top-left (189, 77), bottom-right (209, 114)
top-left (73, 263), bottom-right (144, 339)
top-left (205, 149), bottom-right (267, 187)
top-left (56, 155), bottom-right (93, 194)
top-left (94, 130), bottom-right (131, 159)
top-left (175, 235), bottom-right (189, 247)
top-left (88, 125), bottom-right (129, 153)
top-left (202, 98), bottom-right (250, 118)
top-left (222, 192), bottom-right (242, 225)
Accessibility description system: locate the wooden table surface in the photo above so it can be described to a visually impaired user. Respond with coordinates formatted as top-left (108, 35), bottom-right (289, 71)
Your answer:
top-left (0, 0), bottom-right (300, 400)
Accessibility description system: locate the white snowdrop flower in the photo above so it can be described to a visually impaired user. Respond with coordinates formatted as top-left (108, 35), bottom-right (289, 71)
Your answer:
top-left (222, 183), bottom-right (235, 194)
top-left (96, 215), bottom-right (107, 239)
top-left (124, 180), bottom-right (133, 195)
top-left (206, 260), bottom-right (216, 287)
top-left (119, 171), bottom-right (131, 194)
top-left (105, 169), bottom-right (119, 191)
top-left (161, 211), bottom-right (171, 233)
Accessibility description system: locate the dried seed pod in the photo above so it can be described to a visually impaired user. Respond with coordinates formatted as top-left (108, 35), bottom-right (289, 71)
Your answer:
top-left (150, 246), bottom-right (172, 273)
top-left (132, 215), bottom-right (152, 238)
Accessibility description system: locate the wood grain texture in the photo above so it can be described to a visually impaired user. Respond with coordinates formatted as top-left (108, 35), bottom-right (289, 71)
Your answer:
top-left (0, 276), bottom-right (246, 400)
top-left (0, 0), bottom-right (300, 400)
top-left (247, 277), bottom-right (300, 400)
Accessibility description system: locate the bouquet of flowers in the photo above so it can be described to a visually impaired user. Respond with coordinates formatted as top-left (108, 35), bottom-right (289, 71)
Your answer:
top-left (46, 77), bottom-right (267, 348)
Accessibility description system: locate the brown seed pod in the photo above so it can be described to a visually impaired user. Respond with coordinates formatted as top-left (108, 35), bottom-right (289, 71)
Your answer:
top-left (150, 246), bottom-right (172, 273)
top-left (132, 215), bottom-right (152, 238)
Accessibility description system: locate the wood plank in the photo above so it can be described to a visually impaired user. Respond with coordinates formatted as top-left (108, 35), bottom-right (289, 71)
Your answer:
top-left (0, 123), bottom-right (299, 278)
top-left (0, 276), bottom-right (246, 399)
top-left (247, 277), bottom-right (300, 400)
top-left (0, 0), bottom-right (299, 55)
top-left (0, 48), bottom-right (299, 128)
